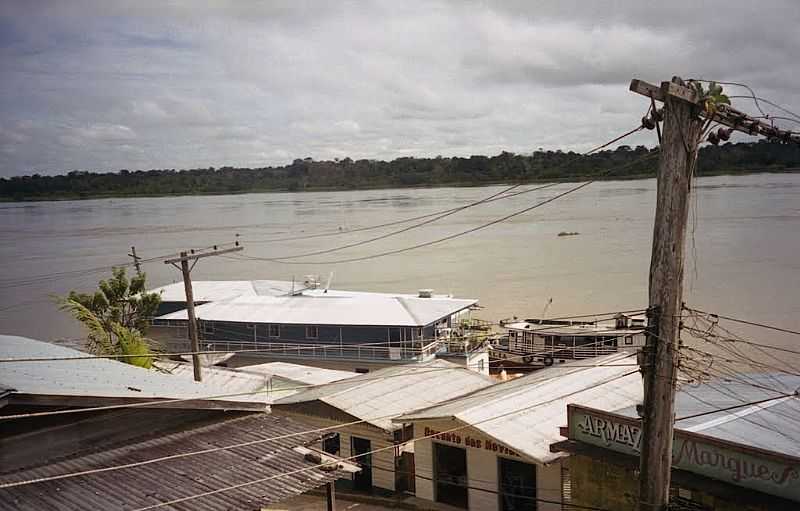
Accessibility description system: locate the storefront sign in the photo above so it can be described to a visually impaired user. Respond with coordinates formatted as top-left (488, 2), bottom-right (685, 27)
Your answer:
top-left (424, 426), bottom-right (520, 457)
top-left (568, 405), bottom-right (800, 502)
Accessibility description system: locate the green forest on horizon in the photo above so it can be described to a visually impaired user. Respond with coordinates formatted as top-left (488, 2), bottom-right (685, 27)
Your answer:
top-left (2, 140), bottom-right (799, 201)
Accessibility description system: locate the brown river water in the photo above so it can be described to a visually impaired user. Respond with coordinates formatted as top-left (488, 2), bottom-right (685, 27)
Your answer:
top-left (1, 173), bottom-right (799, 372)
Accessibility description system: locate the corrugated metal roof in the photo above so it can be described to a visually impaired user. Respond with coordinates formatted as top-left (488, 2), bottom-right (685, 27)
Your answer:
top-left (616, 373), bottom-right (800, 457)
top-left (0, 414), bottom-right (351, 510)
top-left (396, 352), bottom-right (642, 464)
top-left (239, 362), bottom-right (356, 386)
top-left (273, 359), bottom-right (495, 431)
top-left (158, 293), bottom-right (477, 327)
top-left (0, 335), bottom-right (266, 407)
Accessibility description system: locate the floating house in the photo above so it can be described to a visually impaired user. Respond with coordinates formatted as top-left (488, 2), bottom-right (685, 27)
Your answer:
top-left (150, 279), bottom-right (488, 373)
top-left (494, 313), bottom-right (645, 369)
top-left (552, 373), bottom-right (800, 511)
top-left (393, 353), bottom-right (642, 511)
top-left (271, 359), bottom-right (495, 495)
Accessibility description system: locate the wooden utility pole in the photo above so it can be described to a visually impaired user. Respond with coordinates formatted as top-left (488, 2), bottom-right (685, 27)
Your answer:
top-left (632, 77), bottom-right (703, 511)
top-left (165, 245), bottom-right (243, 382)
top-left (629, 76), bottom-right (800, 510)
top-left (325, 482), bottom-right (336, 511)
top-left (128, 246), bottom-right (142, 277)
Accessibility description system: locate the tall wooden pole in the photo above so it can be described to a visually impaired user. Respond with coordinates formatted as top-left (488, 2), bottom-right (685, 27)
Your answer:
top-left (180, 252), bottom-right (203, 382)
top-left (326, 482), bottom-right (336, 511)
top-left (129, 246), bottom-right (142, 277)
top-left (638, 77), bottom-right (703, 511)
top-left (164, 245), bottom-right (243, 383)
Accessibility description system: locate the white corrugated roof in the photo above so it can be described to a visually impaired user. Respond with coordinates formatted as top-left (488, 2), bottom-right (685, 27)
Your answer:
top-left (396, 352), bottom-right (642, 464)
top-left (272, 359), bottom-right (495, 431)
top-left (157, 292), bottom-right (477, 327)
top-left (0, 335), bottom-right (267, 406)
top-left (238, 362), bottom-right (356, 386)
top-left (616, 373), bottom-right (800, 458)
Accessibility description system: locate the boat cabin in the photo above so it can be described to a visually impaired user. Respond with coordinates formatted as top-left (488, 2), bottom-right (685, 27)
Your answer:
top-left (497, 313), bottom-right (645, 367)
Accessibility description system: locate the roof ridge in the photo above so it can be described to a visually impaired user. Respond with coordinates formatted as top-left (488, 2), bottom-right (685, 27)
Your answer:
top-left (393, 296), bottom-right (423, 325)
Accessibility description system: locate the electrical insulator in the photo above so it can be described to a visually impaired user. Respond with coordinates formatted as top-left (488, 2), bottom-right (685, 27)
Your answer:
top-left (642, 116), bottom-right (655, 130)
top-left (717, 128), bottom-right (732, 141)
top-left (707, 131), bottom-right (719, 145)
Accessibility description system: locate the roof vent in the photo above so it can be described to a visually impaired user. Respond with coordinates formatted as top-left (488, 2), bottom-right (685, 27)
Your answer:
top-left (418, 289), bottom-right (433, 298)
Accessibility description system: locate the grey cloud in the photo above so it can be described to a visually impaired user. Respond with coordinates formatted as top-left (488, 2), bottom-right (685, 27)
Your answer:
top-left (0, 0), bottom-right (798, 176)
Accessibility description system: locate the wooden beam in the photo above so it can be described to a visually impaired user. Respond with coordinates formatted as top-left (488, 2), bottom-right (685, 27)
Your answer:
top-left (7, 393), bottom-right (266, 413)
top-left (163, 246), bottom-right (243, 265)
top-left (630, 79), bottom-right (664, 102)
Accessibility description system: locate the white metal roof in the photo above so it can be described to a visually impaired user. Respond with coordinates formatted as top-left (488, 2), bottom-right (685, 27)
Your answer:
top-left (273, 359), bottom-right (495, 431)
top-left (616, 373), bottom-right (800, 458)
top-left (396, 352), bottom-right (642, 464)
top-left (157, 292), bottom-right (477, 327)
top-left (0, 335), bottom-right (267, 406)
top-left (238, 361), bottom-right (356, 386)
top-left (505, 321), bottom-right (644, 337)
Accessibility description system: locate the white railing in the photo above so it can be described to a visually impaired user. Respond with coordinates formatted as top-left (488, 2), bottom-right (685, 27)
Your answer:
top-left (197, 339), bottom-right (443, 363)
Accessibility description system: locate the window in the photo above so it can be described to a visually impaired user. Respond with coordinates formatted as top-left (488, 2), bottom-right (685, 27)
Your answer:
top-left (355, 367), bottom-right (369, 374)
top-left (624, 335), bottom-right (633, 345)
top-left (202, 321), bottom-right (214, 335)
top-left (499, 457), bottom-right (536, 511)
top-left (306, 325), bottom-right (319, 339)
top-left (246, 323), bottom-right (255, 329)
top-left (478, 359), bottom-right (485, 373)
top-left (416, 327), bottom-right (424, 339)
top-left (322, 433), bottom-right (340, 455)
top-left (269, 324), bottom-right (280, 338)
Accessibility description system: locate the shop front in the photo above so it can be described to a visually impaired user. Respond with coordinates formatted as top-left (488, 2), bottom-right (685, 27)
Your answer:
top-left (551, 404), bottom-right (800, 511)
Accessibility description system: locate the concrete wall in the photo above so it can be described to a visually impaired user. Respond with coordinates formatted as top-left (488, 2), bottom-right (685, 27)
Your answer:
top-left (272, 409), bottom-right (397, 492)
top-left (411, 419), bottom-right (562, 511)
top-left (567, 453), bottom-right (781, 511)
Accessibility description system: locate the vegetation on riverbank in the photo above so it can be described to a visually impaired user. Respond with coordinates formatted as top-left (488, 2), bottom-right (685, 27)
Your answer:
top-left (2, 140), bottom-right (798, 201)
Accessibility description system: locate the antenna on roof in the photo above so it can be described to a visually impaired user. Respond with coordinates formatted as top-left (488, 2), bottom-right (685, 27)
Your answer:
top-left (542, 297), bottom-right (553, 319)
top-left (324, 272), bottom-right (334, 294)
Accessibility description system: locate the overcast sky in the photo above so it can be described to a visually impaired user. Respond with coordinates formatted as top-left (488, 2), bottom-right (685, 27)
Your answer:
top-left (1, 1), bottom-right (798, 177)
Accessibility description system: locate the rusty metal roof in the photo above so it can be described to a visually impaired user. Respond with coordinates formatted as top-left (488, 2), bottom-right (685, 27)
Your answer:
top-left (0, 414), bottom-right (353, 510)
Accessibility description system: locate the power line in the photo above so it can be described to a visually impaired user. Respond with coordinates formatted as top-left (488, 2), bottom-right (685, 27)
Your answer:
top-left (368, 461), bottom-right (607, 511)
top-left (675, 389), bottom-right (796, 422)
top-left (241, 126), bottom-right (652, 247)
top-left (683, 305), bottom-right (800, 339)
top-left (0, 339), bottom-right (641, 423)
top-left (0, 307), bottom-right (646, 363)
top-left (245, 182), bottom-right (557, 262)
top-left (0, 356), bottom-right (640, 490)
top-left (129, 369), bottom-right (639, 511)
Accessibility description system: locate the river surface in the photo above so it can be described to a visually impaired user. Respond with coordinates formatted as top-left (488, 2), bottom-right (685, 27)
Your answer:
top-left (1, 173), bottom-right (799, 370)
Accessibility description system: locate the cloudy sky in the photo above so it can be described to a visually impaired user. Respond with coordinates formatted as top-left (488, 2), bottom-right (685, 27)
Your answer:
top-left (1, 1), bottom-right (798, 177)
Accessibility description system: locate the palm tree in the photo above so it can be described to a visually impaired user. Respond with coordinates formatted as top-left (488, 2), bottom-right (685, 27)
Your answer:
top-left (59, 297), bottom-right (157, 368)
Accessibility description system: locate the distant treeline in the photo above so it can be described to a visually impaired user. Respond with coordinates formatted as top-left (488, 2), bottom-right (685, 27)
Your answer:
top-left (2, 141), bottom-right (799, 200)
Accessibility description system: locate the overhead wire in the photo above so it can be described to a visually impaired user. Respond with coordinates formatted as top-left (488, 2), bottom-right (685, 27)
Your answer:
top-left (232, 150), bottom-right (659, 266)
top-left (240, 125), bottom-right (652, 247)
top-left (0, 354), bottom-right (641, 491)
top-left (0, 307), bottom-right (647, 363)
top-left (128, 369), bottom-right (639, 511)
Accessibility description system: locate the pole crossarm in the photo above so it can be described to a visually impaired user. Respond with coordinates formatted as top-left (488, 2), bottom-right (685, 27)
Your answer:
top-left (630, 78), bottom-right (800, 144)
top-left (163, 246), bottom-right (243, 265)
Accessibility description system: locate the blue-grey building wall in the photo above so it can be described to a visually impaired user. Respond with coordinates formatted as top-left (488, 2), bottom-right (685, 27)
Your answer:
top-left (193, 320), bottom-right (442, 345)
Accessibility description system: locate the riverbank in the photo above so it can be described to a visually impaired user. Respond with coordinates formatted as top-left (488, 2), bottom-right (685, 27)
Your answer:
top-left (2, 166), bottom-right (798, 203)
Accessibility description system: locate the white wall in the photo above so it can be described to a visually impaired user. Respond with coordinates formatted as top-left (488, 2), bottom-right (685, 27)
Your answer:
top-left (412, 419), bottom-right (563, 511)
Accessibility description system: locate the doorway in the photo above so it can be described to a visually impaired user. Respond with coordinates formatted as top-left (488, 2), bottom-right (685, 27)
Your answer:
top-left (351, 436), bottom-right (373, 491)
top-left (499, 457), bottom-right (537, 511)
top-left (433, 443), bottom-right (468, 508)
